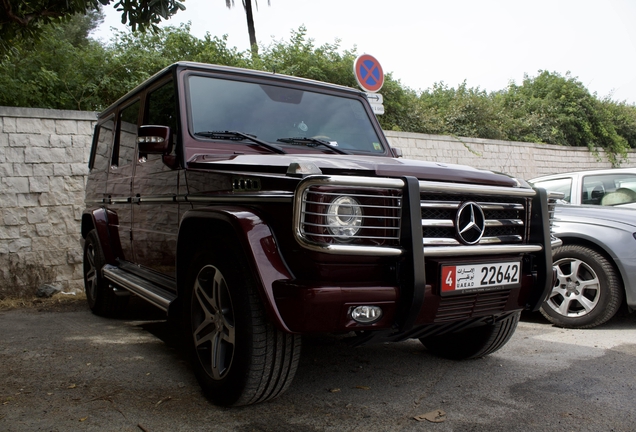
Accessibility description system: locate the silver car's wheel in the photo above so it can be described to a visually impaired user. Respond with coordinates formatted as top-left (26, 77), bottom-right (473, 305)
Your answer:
top-left (547, 257), bottom-right (600, 317)
top-left (541, 245), bottom-right (623, 329)
top-left (191, 265), bottom-right (236, 380)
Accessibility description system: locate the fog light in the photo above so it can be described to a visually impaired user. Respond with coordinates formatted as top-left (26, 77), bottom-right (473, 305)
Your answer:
top-left (350, 305), bottom-right (383, 324)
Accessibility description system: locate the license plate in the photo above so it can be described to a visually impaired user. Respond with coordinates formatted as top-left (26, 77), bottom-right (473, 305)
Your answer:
top-left (440, 260), bottom-right (521, 295)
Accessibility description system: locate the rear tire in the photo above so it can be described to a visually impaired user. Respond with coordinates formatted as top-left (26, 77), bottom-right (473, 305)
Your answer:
top-left (420, 312), bottom-right (520, 360)
top-left (83, 229), bottom-right (128, 316)
top-left (183, 246), bottom-right (301, 406)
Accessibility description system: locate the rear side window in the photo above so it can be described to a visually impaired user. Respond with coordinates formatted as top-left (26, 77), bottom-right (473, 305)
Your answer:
top-left (583, 173), bottom-right (636, 206)
top-left (113, 100), bottom-right (140, 167)
top-left (146, 81), bottom-right (177, 132)
top-left (91, 118), bottom-right (115, 171)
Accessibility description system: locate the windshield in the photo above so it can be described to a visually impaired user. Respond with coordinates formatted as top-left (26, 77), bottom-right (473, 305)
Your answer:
top-left (187, 75), bottom-right (385, 153)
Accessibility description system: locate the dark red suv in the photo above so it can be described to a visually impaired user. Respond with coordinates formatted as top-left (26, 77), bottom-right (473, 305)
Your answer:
top-left (82, 62), bottom-right (558, 406)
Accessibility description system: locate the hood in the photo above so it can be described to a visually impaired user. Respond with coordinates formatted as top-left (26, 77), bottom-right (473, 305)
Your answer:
top-left (555, 204), bottom-right (636, 230)
top-left (187, 153), bottom-right (520, 187)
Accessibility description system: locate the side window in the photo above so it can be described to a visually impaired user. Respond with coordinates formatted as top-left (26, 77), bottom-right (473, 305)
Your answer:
top-left (532, 178), bottom-right (572, 202)
top-left (584, 173), bottom-right (636, 206)
top-left (146, 80), bottom-right (177, 133)
top-left (114, 100), bottom-right (140, 167)
top-left (91, 118), bottom-right (115, 171)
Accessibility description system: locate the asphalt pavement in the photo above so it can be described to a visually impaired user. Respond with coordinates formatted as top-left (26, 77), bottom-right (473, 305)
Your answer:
top-left (1, 299), bottom-right (635, 431)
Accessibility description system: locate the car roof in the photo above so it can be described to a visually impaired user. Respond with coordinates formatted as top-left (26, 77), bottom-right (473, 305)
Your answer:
top-left (98, 62), bottom-right (365, 120)
top-left (530, 167), bottom-right (636, 182)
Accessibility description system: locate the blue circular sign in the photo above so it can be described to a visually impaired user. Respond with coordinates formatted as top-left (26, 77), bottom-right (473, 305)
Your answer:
top-left (353, 54), bottom-right (384, 92)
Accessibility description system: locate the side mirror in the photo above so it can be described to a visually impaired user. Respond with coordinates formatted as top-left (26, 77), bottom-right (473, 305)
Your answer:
top-left (137, 125), bottom-right (172, 155)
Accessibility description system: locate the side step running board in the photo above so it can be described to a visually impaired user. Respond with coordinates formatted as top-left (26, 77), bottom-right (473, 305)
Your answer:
top-left (102, 264), bottom-right (176, 312)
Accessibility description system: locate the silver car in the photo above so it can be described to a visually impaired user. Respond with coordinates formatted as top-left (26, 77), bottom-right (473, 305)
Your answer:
top-left (530, 168), bottom-right (636, 208)
top-left (543, 204), bottom-right (636, 328)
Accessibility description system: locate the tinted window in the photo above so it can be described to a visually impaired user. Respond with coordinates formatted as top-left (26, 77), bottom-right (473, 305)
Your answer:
top-left (147, 81), bottom-right (177, 132)
top-left (92, 118), bottom-right (115, 171)
top-left (115, 100), bottom-right (140, 167)
top-left (187, 75), bottom-right (384, 153)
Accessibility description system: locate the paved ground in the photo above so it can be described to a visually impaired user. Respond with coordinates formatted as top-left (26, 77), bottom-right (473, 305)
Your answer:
top-left (1, 298), bottom-right (635, 432)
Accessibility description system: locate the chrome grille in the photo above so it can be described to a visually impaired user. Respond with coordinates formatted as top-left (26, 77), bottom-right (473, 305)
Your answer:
top-left (420, 195), bottom-right (528, 246)
top-left (435, 290), bottom-right (511, 322)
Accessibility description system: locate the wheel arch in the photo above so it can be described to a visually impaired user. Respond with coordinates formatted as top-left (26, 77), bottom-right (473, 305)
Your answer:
top-left (176, 207), bottom-right (295, 333)
top-left (81, 208), bottom-right (123, 265)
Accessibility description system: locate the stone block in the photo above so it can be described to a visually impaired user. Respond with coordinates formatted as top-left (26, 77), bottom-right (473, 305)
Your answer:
top-left (29, 176), bottom-right (50, 193)
top-left (77, 121), bottom-right (94, 136)
top-left (64, 176), bottom-right (86, 192)
top-left (41, 119), bottom-right (56, 135)
top-left (35, 223), bottom-right (53, 236)
top-left (70, 163), bottom-right (89, 176)
top-left (2, 117), bottom-right (16, 133)
top-left (65, 146), bottom-right (86, 163)
top-left (54, 164), bottom-right (72, 176)
top-left (3, 208), bottom-right (25, 225)
top-left (2, 177), bottom-right (29, 193)
top-left (0, 193), bottom-right (17, 206)
top-left (13, 163), bottom-right (33, 177)
top-left (18, 193), bottom-right (40, 207)
top-left (72, 134), bottom-right (92, 149)
top-left (0, 133), bottom-right (7, 147)
top-left (5, 147), bottom-right (24, 163)
top-left (38, 250), bottom-right (67, 266)
top-left (32, 164), bottom-right (54, 176)
top-left (8, 237), bottom-right (32, 253)
top-left (55, 120), bottom-right (78, 135)
top-left (0, 240), bottom-right (8, 254)
top-left (67, 248), bottom-right (83, 264)
top-left (50, 134), bottom-right (72, 148)
top-left (15, 117), bottom-right (44, 134)
top-left (0, 225), bottom-right (20, 239)
top-left (23, 146), bottom-right (65, 163)
top-left (0, 163), bottom-right (12, 177)
top-left (27, 207), bottom-right (48, 224)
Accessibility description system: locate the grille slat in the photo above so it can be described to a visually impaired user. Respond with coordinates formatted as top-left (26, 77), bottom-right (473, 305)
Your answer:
top-left (420, 192), bottom-right (529, 246)
top-left (435, 290), bottom-right (511, 322)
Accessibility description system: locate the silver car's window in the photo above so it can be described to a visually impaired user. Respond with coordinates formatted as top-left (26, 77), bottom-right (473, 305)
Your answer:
top-left (533, 177), bottom-right (572, 202)
top-left (187, 75), bottom-right (384, 153)
top-left (582, 174), bottom-right (636, 206)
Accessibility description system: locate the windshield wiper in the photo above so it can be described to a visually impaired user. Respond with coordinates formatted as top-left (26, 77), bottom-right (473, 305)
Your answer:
top-left (194, 131), bottom-right (286, 154)
top-left (276, 137), bottom-right (351, 155)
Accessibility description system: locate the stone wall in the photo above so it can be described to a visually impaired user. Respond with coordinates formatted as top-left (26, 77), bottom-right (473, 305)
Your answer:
top-left (1, 106), bottom-right (635, 298)
top-left (0, 107), bottom-right (96, 297)
top-left (385, 131), bottom-right (636, 179)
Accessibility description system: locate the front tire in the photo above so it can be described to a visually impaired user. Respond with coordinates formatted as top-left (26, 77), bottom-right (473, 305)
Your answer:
top-left (540, 244), bottom-right (623, 329)
top-left (184, 248), bottom-right (301, 406)
top-left (420, 312), bottom-right (520, 360)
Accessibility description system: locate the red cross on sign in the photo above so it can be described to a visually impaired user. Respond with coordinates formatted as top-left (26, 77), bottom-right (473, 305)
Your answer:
top-left (353, 54), bottom-right (384, 92)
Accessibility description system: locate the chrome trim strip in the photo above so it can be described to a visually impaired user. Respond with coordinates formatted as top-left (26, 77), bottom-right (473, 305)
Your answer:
top-left (421, 219), bottom-right (524, 227)
top-left (551, 236), bottom-right (563, 248)
top-left (424, 244), bottom-right (542, 257)
top-left (103, 265), bottom-right (173, 311)
top-left (419, 180), bottom-right (536, 197)
top-left (420, 201), bottom-right (524, 210)
top-left (423, 235), bottom-right (523, 246)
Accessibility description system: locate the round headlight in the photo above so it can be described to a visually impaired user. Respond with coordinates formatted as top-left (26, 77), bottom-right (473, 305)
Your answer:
top-left (326, 196), bottom-right (362, 240)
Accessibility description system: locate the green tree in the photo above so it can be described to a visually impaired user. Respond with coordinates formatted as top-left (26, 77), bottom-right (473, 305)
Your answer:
top-left (0, 0), bottom-right (185, 52)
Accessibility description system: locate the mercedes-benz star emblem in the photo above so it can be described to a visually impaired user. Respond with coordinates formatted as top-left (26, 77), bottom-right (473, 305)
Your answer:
top-left (455, 202), bottom-right (486, 245)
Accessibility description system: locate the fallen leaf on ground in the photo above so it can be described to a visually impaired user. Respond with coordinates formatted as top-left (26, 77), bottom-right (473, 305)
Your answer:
top-left (79, 417), bottom-right (88, 422)
top-left (328, 388), bottom-right (341, 393)
top-left (354, 386), bottom-right (370, 390)
top-left (414, 409), bottom-right (447, 423)
top-left (68, 384), bottom-right (77, 389)
top-left (156, 396), bottom-right (172, 406)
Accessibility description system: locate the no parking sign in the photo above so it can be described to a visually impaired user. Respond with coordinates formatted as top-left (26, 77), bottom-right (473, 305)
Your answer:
top-left (353, 54), bottom-right (384, 93)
